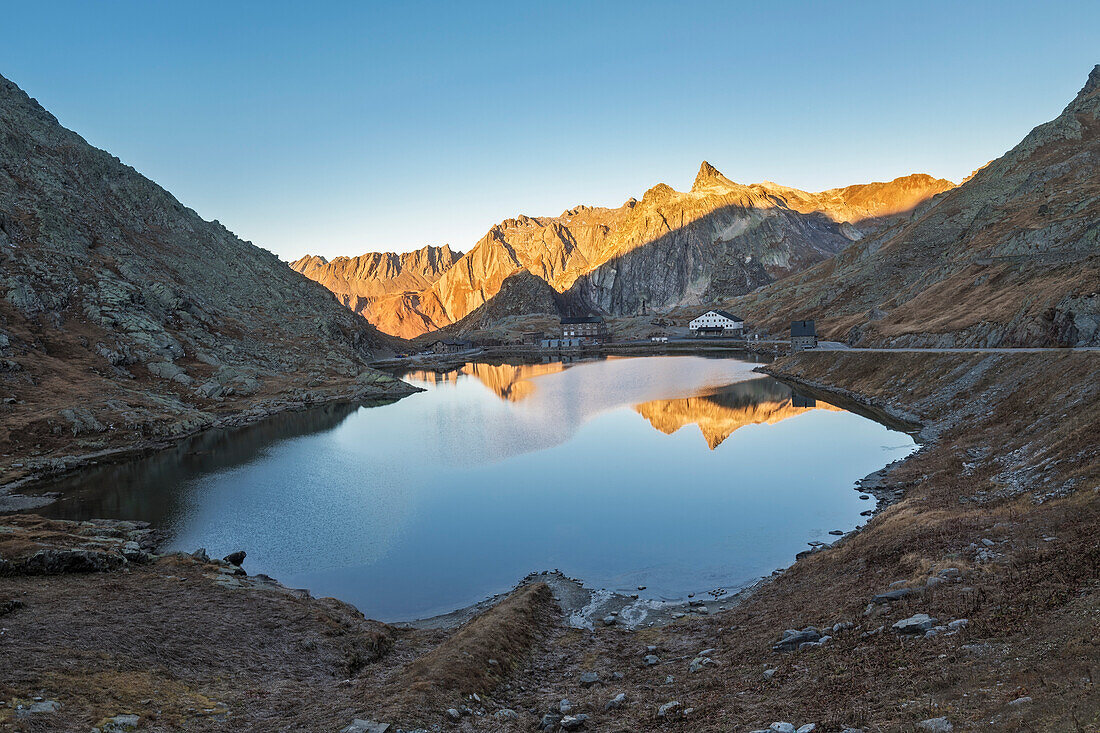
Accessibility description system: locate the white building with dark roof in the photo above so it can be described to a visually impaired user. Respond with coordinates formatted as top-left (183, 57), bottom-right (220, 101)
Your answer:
top-left (688, 310), bottom-right (744, 336)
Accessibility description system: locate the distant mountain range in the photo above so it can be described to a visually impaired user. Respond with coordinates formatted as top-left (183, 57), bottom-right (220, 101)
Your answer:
top-left (292, 167), bottom-right (955, 337)
top-left (291, 245), bottom-right (463, 338)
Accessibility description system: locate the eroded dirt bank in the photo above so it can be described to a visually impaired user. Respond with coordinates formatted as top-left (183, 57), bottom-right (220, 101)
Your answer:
top-left (2, 351), bottom-right (1098, 732)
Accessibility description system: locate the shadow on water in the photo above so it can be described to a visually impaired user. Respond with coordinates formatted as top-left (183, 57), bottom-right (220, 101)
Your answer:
top-left (27, 401), bottom-right (373, 524)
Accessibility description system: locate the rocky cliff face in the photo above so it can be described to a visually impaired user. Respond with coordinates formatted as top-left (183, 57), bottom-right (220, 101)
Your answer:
top-left (733, 66), bottom-right (1100, 348)
top-left (0, 73), bottom-right (413, 483)
top-left (298, 166), bottom-right (952, 337)
top-left (560, 168), bottom-right (947, 318)
top-left (289, 245), bottom-right (462, 338)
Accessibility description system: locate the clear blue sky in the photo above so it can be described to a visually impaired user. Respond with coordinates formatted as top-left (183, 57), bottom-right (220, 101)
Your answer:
top-left (2, 1), bottom-right (1097, 260)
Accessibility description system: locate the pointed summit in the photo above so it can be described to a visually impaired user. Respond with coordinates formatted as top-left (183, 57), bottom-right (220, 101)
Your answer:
top-left (691, 161), bottom-right (735, 193)
top-left (1075, 63), bottom-right (1100, 102)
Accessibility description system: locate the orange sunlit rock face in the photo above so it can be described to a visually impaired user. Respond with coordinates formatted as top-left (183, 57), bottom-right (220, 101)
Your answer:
top-left (635, 381), bottom-right (841, 449)
top-left (459, 362), bottom-right (566, 401)
top-left (406, 362), bottom-right (566, 401)
top-left (291, 165), bottom-right (954, 338)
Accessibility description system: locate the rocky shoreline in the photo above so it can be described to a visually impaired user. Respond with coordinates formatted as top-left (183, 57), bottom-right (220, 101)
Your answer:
top-left (2, 350), bottom-right (1097, 731)
top-left (0, 374), bottom-right (420, 513)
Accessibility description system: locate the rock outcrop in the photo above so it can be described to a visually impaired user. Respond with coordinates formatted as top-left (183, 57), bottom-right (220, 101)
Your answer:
top-left (733, 66), bottom-right (1100, 348)
top-left (295, 168), bottom-right (952, 337)
top-left (0, 72), bottom-right (414, 481)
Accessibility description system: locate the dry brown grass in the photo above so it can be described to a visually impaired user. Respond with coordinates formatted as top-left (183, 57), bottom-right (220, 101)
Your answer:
top-left (385, 582), bottom-right (556, 719)
top-left (3, 351), bottom-right (1099, 731)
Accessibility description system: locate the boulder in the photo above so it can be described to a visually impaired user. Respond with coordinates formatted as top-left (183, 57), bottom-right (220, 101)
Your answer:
top-left (657, 701), bottom-right (682, 718)
top-left (892, 613), bottom-right (938, 635)
top-left (917, 718), bottom-right (952, 732)
top-left (560, 714), bottom-right (588, 730)
top-left (15, 700), bottom-right (61, 718)
top-left (146, 361), bottom-right (184, 380)
top-left (871, 587), bottom-right (914, 604)
top-left (773, 626), bottom-right (821, 651)
top-left (19, 548), bottom-right (124, 575)
top-left (604, 693), bottom-right (626, 710)
top-left (121, 541), bottom-right (149, 563)
top-left (579, 671), bottom-right (601, 687)
top-left (98, 714), bottom-right (141, 732)
top-left (340, 721), bottom-right (389, 733)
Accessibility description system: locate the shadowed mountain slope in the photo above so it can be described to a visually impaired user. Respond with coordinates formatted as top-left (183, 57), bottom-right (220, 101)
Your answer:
top-left (0, 73), bottom-right (413, 482)
top-left (411, 270), bottom-right (570, 345)
top-left (732, 66), bottom-right (1100, 348)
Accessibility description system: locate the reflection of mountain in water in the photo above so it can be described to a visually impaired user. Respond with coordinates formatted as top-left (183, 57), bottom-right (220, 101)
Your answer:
top-left (635, 378), bottom-right (841, 449)
top-left (460, 362), bottom-right (566, 401)
top-left (400, 357), bottom-right (767, 465)
top-left (406, 362), bottom-right (567, 401)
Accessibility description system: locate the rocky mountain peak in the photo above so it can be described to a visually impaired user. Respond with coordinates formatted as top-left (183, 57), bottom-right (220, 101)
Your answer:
top-left (642, 182), bottom-right (676, 201)
top-left (691, 161), bottom-right (736, 193)
top-left (1079, 64), bottom-right (1100, 100)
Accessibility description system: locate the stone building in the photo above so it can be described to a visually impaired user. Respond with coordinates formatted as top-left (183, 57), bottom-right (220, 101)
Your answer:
top-left (790, 320), bottom-right (817, 352)
top-left (560, 316), bottom-right (609, 345)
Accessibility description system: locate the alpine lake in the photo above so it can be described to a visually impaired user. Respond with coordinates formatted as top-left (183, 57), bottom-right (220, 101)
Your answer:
top-left (28, 355), bottom-right (918, 622)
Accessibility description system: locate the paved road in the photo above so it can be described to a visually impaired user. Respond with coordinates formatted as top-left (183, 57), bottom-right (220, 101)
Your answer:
top-left (635, 338), bottom-right (1099, 354)
top-left (816, 341), bottom-right (1099, 353)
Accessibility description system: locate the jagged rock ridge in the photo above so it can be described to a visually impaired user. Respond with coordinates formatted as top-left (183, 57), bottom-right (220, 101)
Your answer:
top-left (290, 245), bottom-right (462, 338)
top-left (732, 65), bottom-right (1100, 348)
top-left (297, 167), bottom-right (953, 336)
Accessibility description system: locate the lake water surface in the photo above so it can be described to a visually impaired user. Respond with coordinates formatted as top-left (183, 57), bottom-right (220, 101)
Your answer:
top-left (33, 355), bottom-right (917, 621)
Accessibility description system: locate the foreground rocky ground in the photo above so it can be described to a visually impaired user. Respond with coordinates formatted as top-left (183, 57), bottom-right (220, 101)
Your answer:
top-left (2, 351), bottom-right (1098, 732)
